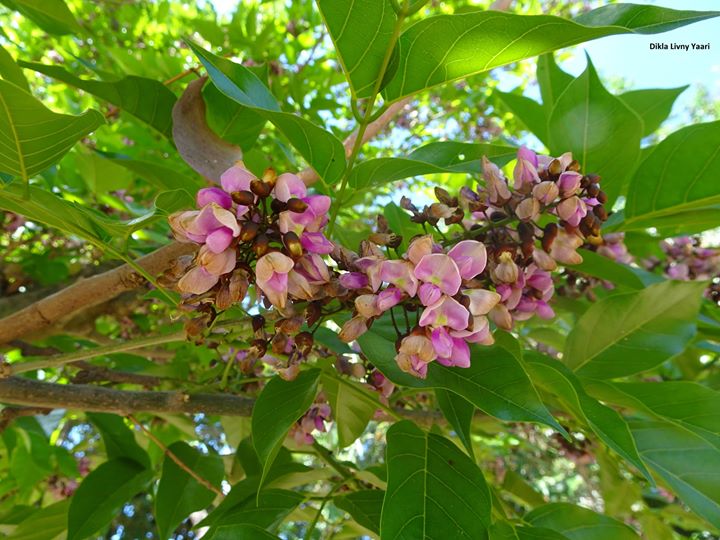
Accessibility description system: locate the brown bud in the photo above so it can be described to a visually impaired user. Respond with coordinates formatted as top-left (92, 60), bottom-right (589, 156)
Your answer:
top-left (369, 233), bottom-right (392, 245)
top-left (548, 158), bottom-right (563, 176)
top-left (542, 222), bottom-right (559, 252)
top-left (232, 190), bottom-right (255, 206)
top-left (586, 183), bottom-right (600, 197)
top-left (250, 179), bottom-right (272, 198)
top-left (593, 204), bottom-right (608, 221)
top-left (377, 214), bottom-right (389, 233)
top-left (567, 160), bottom-right (581, 172)
top-left (434, 187), bottom-right (457, 207)
top-left (387, 234), bottom-right (403, 249)
top-left (276, 316), bottom-right (304, 334)
top-left (252, 314), bottom-right (266, 333)
top-left (445, 207), bottom-right (465, 225)
top-left (521, 240), bottom-right (534, 259)
top-left (239, 221), bottom-right (259, 242)
top-left (517, 221), bottom-right (535, 243)
top-left (400, 196), bottom-right (419, 213)
top-left (295, 331), bottom-right (314, 354)
top-left (253, 234), bottom-right (270, 256)
top-left (283, 231), bottom-right (304, 258)
top-left (490, 211), bottom-right (508, 222)
top-left (306, 302), bottom-right (322, 326)
top-left (270, 198), bottom-right (287, 214)
top-left (286, 198), bottom-right (308, 213)
top-left (271, 333), bottom-right (288, 354)
top-left (262, 168), bottom-right (277, 188)
top-left (597, 190), bottom-right (608, 204)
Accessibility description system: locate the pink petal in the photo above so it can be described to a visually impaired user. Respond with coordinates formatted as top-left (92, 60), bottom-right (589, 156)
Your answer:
top-left (205, 227), bottom-right (234, 253)
top-left (413, 254), bottom-right (461, 295)
top-left (220, 164), bottom-right (256, 193)
top-left (178, 266), bottom-right (219, 294)
top-left (274, 173), bottom-right (307, 202)
top-left (196, 187), bottom-right (232, 209)
top-left (448, 241), bottom-right (487, 280)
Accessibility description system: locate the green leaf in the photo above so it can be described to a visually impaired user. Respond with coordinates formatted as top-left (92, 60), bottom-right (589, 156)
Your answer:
top-left (496, 91), bottom-right (548, 144)
top-left (359, 328), bottom-right (564, 431)
top-left (0, 44), bottom-right (29, 92)
top-left (187, 42), bottom-right (346, 185)
top-left (435, 388), bottom-right (475, 458)
top-left (568, 249), bottom-right (646, 290)
top-left (252, 369), bottom-right (320, 487)
top-left (525, 353), bottom-right (651, 481)
top-left (204, 488), bottom-right (303, 535)
top-left (525, 503), bottom-right (638, 540)
top-left (155, 442), bottom-right (224, 540)
top-left (547, 57), bottom-right (642, 204)
top-left (0, 79), bottom-right (104, 182)
top-left (204, 83), bottom-right (266, 151)
top-left (318, 0), bottom-right (397, 99)
top-left (629, 419), bottom-right (720, 529)
top-left (536, 54), bottom-right (573, 113)
top-left (381, 5), bottom-right (720, 101)
top-left (382, 202), bottom-right (423, 253)
top-left (19, 62), bottom-right (176, 137)
top-left (349, 142), bottom-right (518, 189)
top-left (564, 280), bottom-right (706, 379)
top-left (381, 421), bottom-right (492, 539)
top-left (618, 86), bottom-right (687, 137)
top-left (67, 458), bottom-right (153, 540)
top-left (625, 120), bottom-right (720, 229)
top-left (86, 413), bottom-right (150, 468)
top-left (334, 490), bottom-right (384, 534)
top-left (209, 524), bottom-right (279, 540)
top-left (584, 381), bottom-right (720, 448)
top-left (501, 470), bottom-right (546, 508)
top-left (0, 0), bottom-right (81, 34)
top-left (102, 155), bottom-right (202, 192)
top-left (321, 373), bottom-right (376, 448)
top-left (7, 500), bottom-right (69, 540)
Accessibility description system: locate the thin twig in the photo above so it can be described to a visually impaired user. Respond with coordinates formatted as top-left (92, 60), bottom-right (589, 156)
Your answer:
top-left (128, 414), bottom-right (224, 497)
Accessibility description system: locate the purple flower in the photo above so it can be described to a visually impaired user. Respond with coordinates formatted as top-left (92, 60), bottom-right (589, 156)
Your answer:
top-left (557, 171), bottom-right (582, 197)
top-left (414, 254), bottom-right (461, 296)
top-left (419, 296), bottom-right (470, 331)
top-left (274, 172), bottom-right (307, 202)
top-left (177, 246), bottom-right (236, 295)
top-left (380, 260), bottom-right (418, 296)
top-left (418, 282), bottom-right (442, 307)
top-left (220, 164), bottom-right (256, 193)
top-left (196, 187), bottom-right (232, 209)
top-left (339, 272), bottom-right (368, 290)
top-left (377, 287), bottom-right (403, 311)
top-left (301, 232), bottom-right (334, 254)
top-left (448, 240), bottom-right (487, 280)
top-left (513, 146), bottom-right (540, 190)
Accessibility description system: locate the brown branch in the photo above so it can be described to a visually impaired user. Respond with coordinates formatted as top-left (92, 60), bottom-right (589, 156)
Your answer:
top-left (0, 376), bottom-right (255, 416)
top-left (129, 414), bottom-right (224, 497)
top-left (0, 242), bottom-right (196, 346)
top-left (0, 406), bottom-right (52, 432)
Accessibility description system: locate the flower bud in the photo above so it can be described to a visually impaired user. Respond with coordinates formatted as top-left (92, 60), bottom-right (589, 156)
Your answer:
top-left (548, 158), bottom-right (563, 176)
top-left (262, 168), bottom-right (278, 188)
top-left (429, 203), bottom-right (453, 219)
top-left (339, 316), bottom-right (368, 342)
top-left (286, 198), bottom-right (308, 213)
top-left (276, 316), bottom-right (304, 334)
top-left (253, 234), bottom-right (270, 257)
top-left (557, 171), bottom-right (582, 197)
top-left (593, 205), bottom-right (608, 222)
top-left (434, 187), bottom-right (457, 206)
top-left (532, 181), bottom-right (559, 205)
top-left (533, 249), bottom-right (557, 271)
top-left (295, 331), bottom-right (314, 355)
top-left (252, 314), bottom-right (266, 333)
top-left (515, 198), bottom-right (540, 222)
top-left (232, 190), bottom-right (256, 206)
top-left (489, 303), bottom-right (513, 330)
top-left (495, 252), bottom-right (519, 283)
top-left (270, 198), bottom-right (287, 213)
top-left (283, 231), bottom-right (304, 258)
top-left (250, 179), bottom-right (272, 198)
top-left (239, 221), bottom-right (259, 242)
top-left (400, 196), bottom-right (419, 213)
top-left (542, 223), bottom-right (559, 252)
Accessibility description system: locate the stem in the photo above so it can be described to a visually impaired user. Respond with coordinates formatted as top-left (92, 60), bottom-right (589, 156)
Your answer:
top-left (326, 371), bottom-right (402, 421)
top-left (327, 10), bottom-right (408, 235)
top-left (312, 440), bottom-right (354, 480)
top-left (129, 415), bottom-right (224, 497)
top-left (303, 481), bottom-right (344, 540)
top-left (9, 331), bottom-right (186, 375)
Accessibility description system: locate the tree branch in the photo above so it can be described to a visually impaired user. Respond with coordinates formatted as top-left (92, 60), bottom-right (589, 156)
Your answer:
top-left (0, 242), bottom-right (196, 346)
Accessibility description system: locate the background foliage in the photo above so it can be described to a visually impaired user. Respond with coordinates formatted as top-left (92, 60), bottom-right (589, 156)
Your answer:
top-left (0, 0), bottom-right (719, 539)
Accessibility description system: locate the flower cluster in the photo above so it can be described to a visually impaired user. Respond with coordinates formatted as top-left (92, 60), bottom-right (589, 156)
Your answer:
top-left (336, 146), bottom-right (610, 378)
top-left (168, 163), bottom-right (336, 310)
top-left (289, 402), bottom-right (332, 445)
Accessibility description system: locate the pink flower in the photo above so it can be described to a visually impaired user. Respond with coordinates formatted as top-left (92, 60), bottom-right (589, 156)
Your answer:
top-left (377, 287), bottom-right (403, 311)
top-left (556, 196), bottom-right (587, 227)
top-left (483, 156), bottom-right (511, 205)
top-left (533, 249), bottom-right (558, 271)
top-left (274, 172), bottom-right (307, 202)
top-left (380, 260), bottom-right (418, 296)
top-left (414, 254), bottom-right (461, 296)
top-left (255, 252), bottom-right (295, 308)
top-left (396, 334), bottom-right (436, 378)
top-left (513, 146), bottom-right (540, 190)
top-left (448, 240), bottom-right (487, 280)
top-left (452, 315), bottom-right (493, 344)
top-left (550, 230), bottom-right (583, 265)
top-left (465, 289), bottom-right (501, 316)
top-left (355, 256), bottom-right (384, 292)
top-left (339, 272), bottom-right (368, 290)
top-left (295, 254), bottom-right (330, 284)
top-left (435, 337), bottom-right (471, 368)
top-left (196, 187), bottom-right (232, 209)
top-left (178, 246), bottom-right (236, 295)
top-left (494, 252), bottom-right (519, 283)
top-left (287, 269), bottom-right (316, 300)
top-left (557, 171), bottom-right (582, 197)
top-left (339, 316), bottom-right (369, 342)
top-left (301, 232), bottom-right (334, 254)
top-left (430, 326), bottom-right (454, 358)
top-left (419, 296), bottom-right (469, 331)
top-left (171, 203), bottom-right (241, 253)
top-left (406, 235), bottom-right (435, 265)
top-left (418, 282), bottom-right (442, 307)
top-left (220, 164), bottom-right (256, 193)
top-left (515, 198), bottom-right (540, 222)
top-left (355, 295), bottom-right (382, 318)
top-left (279, 195), bottom-right (331, 235)
top-left (532, 181), bottom-right (560, 205)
